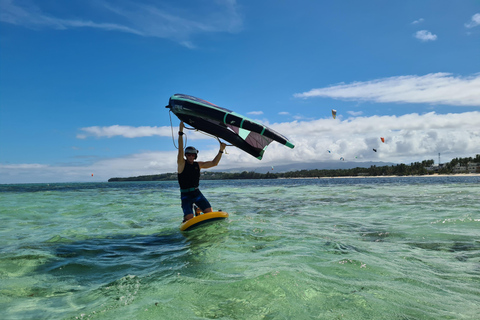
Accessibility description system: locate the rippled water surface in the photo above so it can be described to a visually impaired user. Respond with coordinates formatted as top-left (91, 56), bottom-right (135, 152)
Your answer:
top-left (1, 177), bottom-right (479, 319)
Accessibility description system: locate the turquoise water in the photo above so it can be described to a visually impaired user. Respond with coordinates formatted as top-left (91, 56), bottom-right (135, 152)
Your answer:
top-left (1, 177), bottom-right (479, 320)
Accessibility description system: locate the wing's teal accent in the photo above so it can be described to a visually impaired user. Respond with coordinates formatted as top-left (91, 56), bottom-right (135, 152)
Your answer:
top-left (286, 141), bottom-right (295, 149)
top-left (256, 145), bottom-right (269, 160)
top-left (231, 111), bottom-right (263, 127)
top-left (257, 149), bottom-right (264, 160)
top-left (260, 127), bottom-right (265, 135)
top-left (238, 127), bottom-right (250, 140)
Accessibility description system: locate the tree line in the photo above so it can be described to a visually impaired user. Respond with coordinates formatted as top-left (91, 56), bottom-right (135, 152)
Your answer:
top-left (108, 155), bottom-right (479, 182)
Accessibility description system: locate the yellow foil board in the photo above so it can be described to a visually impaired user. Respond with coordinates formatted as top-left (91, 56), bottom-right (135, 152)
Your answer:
top-left (179, 211), bottom-right (229, 231)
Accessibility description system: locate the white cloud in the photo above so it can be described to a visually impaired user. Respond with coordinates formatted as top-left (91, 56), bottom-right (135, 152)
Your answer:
top-left (347, 111), bottom-right (363, 116)
top-left (77, 125), bottom-right (172, 139)
top-left (415, 30), bottom-right (437, 41)
top-left (229, 111), bottom-right (480, 167)
top-left (465, 13), bottom-right (480, 28)
top-left (0, 0), bottom-right (243, 47)
top-left (292, 114), bottom-right (313, 121)
top-left (0, 0), bottom-right (142, 35)
top-left (294, 73), bottom-right (480, 107)
top-left (411, 18), bottom-right (424, 25)
top-left (279, 112), bottom-right (290, 116)
top-left (0, 151), bottom-right (178, 183)
top-left (77, 125), bottom-right (212, 140)
top-left (0, 163), bottom-right (49, 169)
top-left (247, 111), bottom-right (264, 115)
top-left (3, 111), bottom-right (479, 183)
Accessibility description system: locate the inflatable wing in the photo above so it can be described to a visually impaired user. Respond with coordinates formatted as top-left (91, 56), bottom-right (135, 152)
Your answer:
top-left (166, 94), bottom-right (294, 160)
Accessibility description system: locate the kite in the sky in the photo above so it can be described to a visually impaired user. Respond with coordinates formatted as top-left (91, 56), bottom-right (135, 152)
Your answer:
top-left (331, 109), bottom-right (337, 119)
top-left (373, 148), bottom-right (377, 152)
top-left (380, 137), bottom-right (385, 143)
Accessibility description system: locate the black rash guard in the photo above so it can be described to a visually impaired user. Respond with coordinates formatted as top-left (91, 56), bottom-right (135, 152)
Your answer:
top-left (178, 161), bottom-right (200, 190)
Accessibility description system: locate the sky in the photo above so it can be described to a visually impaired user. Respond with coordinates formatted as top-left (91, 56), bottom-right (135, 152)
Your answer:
top-left (0, 0), bottom-right (479, 184)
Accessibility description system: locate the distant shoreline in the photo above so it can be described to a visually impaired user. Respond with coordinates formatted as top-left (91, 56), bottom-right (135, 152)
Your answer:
top-left (319, 173), bottom-right (480, 179)
top-left (107, 173), bottom-right (480, 183)
top-left (280, 173), bottom-right (480, 179)
top-left (2, 173), bottom-right (479, 186)
top-left (108, 155), bottom-right (480, 182)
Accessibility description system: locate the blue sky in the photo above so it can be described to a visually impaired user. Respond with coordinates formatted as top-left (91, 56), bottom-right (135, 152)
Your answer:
top-left (1, 0), bottom-right (479, 183)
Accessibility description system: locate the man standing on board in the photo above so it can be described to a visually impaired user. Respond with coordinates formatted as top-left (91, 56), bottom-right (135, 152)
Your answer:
top-left (177, 121), bottom-right (226, 222)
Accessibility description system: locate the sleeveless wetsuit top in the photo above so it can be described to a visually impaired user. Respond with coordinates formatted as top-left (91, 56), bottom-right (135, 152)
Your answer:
top-left (178, 162), bottom-right (200, 190)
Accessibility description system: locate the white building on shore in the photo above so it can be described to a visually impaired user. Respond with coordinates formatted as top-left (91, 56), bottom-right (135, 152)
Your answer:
top-left (425, 164), bottom-right (446, 173)
top-left (425, 162), bottom-right (479, 173)
top-left (452, 162), bottom-right (480, 174)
